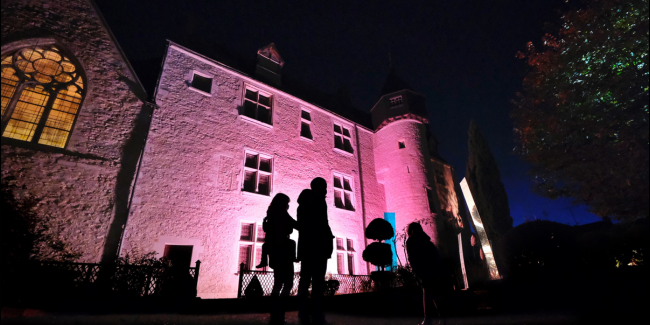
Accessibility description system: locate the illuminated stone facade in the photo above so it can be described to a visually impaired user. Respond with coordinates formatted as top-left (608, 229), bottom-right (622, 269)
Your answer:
top-left (2, 0), bottom-right (472, 299)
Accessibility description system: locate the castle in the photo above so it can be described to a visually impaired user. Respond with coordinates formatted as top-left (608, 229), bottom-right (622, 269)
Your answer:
top-left (2, 0), bottom-right (474, 298)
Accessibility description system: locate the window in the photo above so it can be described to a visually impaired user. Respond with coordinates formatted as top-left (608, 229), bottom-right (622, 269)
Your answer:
top-left (398, 140), bottom-right (406, 149)
top-left (337, 253), bottom-right (345, 274)
top-left (426, 187), bottom-right (437, 214)
top-left (347, 253), bottom-right (355, 275)
top-left (1, 44), bottom-right (85, 148)
top-left (190, 73), bottom-right (212, 94)
top-left (333, 123), bottom-right (353, 153)
top-left (163, 245), bottom-right (194, 268)
top-left (243, 87), bottom-right (272, 125)
top-left (300, 109), bottom-right (312, 140)
top-left (242, 151), bottom-right (273, 196)
top-left (336, 237), bottom-right (345, 250)
top-left (333, 173), bottom-right (354, 211)
top-left (389, 95), bottom-right (403, 107)
top-left (435, 168), bottom-right (446, 185)
top-left (346, 238), bottom-right (355, 252)
top-left (238, 221), bottom-right (267, 271)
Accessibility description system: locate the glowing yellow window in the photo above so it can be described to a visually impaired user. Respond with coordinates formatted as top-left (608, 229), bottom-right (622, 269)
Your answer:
top-left (1, 43), bottom-right (85, 148)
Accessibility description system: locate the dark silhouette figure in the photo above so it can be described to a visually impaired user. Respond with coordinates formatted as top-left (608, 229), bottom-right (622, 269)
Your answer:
top-left (297, 178), bottom-right (334, 325)
top-left (263, 193), bottom-right (298, 325)
top-left (406, 222), bottom-right (448, 325)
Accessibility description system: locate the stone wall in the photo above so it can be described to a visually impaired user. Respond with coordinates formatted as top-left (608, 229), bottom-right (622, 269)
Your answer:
top-left (123, 43), bottom-right (382, 298)
top-left (1, 0), bottom-right (146, 262)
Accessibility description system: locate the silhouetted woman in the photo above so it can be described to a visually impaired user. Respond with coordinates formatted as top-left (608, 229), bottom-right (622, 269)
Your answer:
top-left (264, 193), bottom-right (298, 325)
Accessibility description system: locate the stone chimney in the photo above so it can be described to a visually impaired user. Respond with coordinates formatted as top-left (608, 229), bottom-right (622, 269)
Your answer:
top-left (255, 43), bottom-right (284, 87)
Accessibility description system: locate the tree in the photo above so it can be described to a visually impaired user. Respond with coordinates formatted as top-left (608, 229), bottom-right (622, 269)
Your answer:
top-left (513, 0), bottom-right (649, 220)
top-left (466, 120), bottom-right (514, 241)
top-left (362, 218), bottom-right (395, 271)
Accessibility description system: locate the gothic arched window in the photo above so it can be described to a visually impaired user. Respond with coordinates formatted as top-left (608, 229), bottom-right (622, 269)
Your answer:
top-left (1, 44), bottom-right (85, 148)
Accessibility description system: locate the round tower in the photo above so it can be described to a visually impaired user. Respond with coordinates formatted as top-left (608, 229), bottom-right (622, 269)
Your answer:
top-left (371, 69), bottom-right (439, 267)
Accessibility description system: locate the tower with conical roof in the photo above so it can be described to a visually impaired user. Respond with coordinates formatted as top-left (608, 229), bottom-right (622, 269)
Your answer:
top-left (371, 66), bottom-right (441, 266)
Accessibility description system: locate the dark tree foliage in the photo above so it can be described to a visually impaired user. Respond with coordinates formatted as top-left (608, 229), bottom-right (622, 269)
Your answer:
top-left (365, 218), bottom-right (395, 241)
top-left (362, 242), bottom-right (393, 268)
top-left (466, 120), bottom-right (514, 240)
top-left (513, 0), bottom-right (649, 220)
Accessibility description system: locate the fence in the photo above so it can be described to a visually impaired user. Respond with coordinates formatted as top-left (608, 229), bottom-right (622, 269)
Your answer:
top-left (30, 260), bottom-right (201, 297)
top-left (237, 263), bottom-right (372, 298)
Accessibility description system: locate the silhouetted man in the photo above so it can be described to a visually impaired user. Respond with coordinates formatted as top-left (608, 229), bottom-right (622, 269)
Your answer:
top-left (297, 177), bottom-right (334, 325)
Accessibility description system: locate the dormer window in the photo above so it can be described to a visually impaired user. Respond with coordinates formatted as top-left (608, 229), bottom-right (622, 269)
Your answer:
top-left (389, 95), bottom-right (403, 107)
top-left (190, 72), bottom-right (212, 94)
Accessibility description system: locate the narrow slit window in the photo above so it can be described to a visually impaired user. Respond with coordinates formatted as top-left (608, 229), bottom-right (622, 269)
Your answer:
top-left (398, 141), bottom-right (406, 149)
top-left (191, 73), bottom-right (212, 94)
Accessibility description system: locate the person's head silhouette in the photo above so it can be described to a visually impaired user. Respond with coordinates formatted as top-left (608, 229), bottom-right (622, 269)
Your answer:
top-left (268, 193), bottom-right (290, 214)
top-left (407, 222), bottom-right (425, 237)
top-left (310, 177), bottom-right (327, 197)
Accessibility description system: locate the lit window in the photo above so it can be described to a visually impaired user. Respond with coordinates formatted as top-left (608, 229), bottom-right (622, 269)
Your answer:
top-left (333, 123), bottom-right (353, 153)
top-left (243, 87), bottom-right (272, 125)
top-left (389, 95), bottom-right (403, 107)
top-left (1, 44), bottom-right (85, 148)
top-left (333, 173), bottom-right (354, 211)
top-left (190, 73), bottom-right (212, 94)
top-left (300, 109), bottom-right (312, 140)
top-left (242, 151), bottom-right (273, 195)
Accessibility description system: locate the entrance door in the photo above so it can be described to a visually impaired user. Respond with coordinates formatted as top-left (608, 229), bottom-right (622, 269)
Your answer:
top-left (163, 245), bottom-right (194, 268)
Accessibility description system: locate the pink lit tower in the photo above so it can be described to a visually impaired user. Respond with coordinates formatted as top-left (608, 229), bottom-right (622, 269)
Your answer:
top-left (371, 67), bottom-right (446, 267)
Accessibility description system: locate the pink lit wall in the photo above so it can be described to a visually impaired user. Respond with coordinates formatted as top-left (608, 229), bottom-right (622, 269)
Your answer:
top-left (122, 43), bottom-right (386, 298)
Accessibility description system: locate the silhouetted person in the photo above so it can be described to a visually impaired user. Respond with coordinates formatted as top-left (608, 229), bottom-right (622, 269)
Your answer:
top-left (406, 222), bottom-right (447, 325)
top-left (297, 178), bottom-right (334, 325)
top-left (263, 193), bottom-right (298, 325)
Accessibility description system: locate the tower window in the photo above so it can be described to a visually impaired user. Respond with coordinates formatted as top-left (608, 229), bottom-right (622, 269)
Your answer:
top-left (190, 73), bottom-right (212, 94)
top-left (333, 123), bottom-right (353, 153)
top-left (300, 109), bottom-right (313, 140)
top-left (389, 95), bottom-right (403, 107)
top-left (1, 44), bottom-right (85, 148)
top-left (242, 87), bottom-right (272, 125)
top-left (398, 141), bottom-right (406, 149)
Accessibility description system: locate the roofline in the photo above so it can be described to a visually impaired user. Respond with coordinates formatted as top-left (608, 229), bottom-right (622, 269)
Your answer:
top-left (370, 89), bottom-right (426, 112)
top-left (165, 41), bottom-right (374, 133)
top-left (89, 0), bottom-right (147, 100)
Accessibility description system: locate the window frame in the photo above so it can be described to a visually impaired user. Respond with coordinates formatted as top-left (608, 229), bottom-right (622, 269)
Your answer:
top-left (299, 108), bottom-right (313, 141)
top-left (1, 42), bottom-right (86, 149)
top-left (332, 172), bottom-right (355, 211)
top-left (188, 70), bottom-right (213, 96)
top-left (334, 236), bottom-right (356, 275)
top-left (241, 84), bottom-right (273, 128)
top-left (237, 221), bottom-right (267, 272)
top-left (332, 121), bottom-right (354, 155)
top-left (241, 149), bottom-right (274, 197)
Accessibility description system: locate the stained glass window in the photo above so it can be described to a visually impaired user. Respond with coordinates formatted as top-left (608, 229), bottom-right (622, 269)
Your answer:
top-left (1, 43), bottom-right (85, 148)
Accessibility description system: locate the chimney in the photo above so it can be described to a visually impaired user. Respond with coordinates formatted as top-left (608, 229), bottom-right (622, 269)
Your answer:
top-left (255, 43), bottom-right (284, 87)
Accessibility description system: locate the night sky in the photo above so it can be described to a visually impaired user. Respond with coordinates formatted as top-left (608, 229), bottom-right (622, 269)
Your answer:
top-left (95, 0), bottom-right (602, 227)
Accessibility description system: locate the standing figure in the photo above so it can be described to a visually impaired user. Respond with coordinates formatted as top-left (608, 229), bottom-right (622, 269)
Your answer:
top-left (406, 222), bottom-right (448, 325)
top-left (297, 178), bottom-right (334, 325)
top-left (263, 193), bottom-right (298, 325)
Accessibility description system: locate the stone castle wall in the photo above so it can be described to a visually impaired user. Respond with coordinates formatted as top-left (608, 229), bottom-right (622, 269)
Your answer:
top-left (123, 44), bottom-right (384, 298)
top-left (1, 0), bottom-right (146, 262)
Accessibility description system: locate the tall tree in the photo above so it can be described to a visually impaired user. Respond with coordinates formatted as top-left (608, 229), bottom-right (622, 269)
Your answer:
top-left (466, 120), bottom-right (514, 241)
top-left (513, 0), bottom-right (649, 220)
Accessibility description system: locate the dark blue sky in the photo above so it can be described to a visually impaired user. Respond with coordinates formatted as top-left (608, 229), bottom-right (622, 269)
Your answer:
top-left (96, 0), bottom-right (602, 226)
